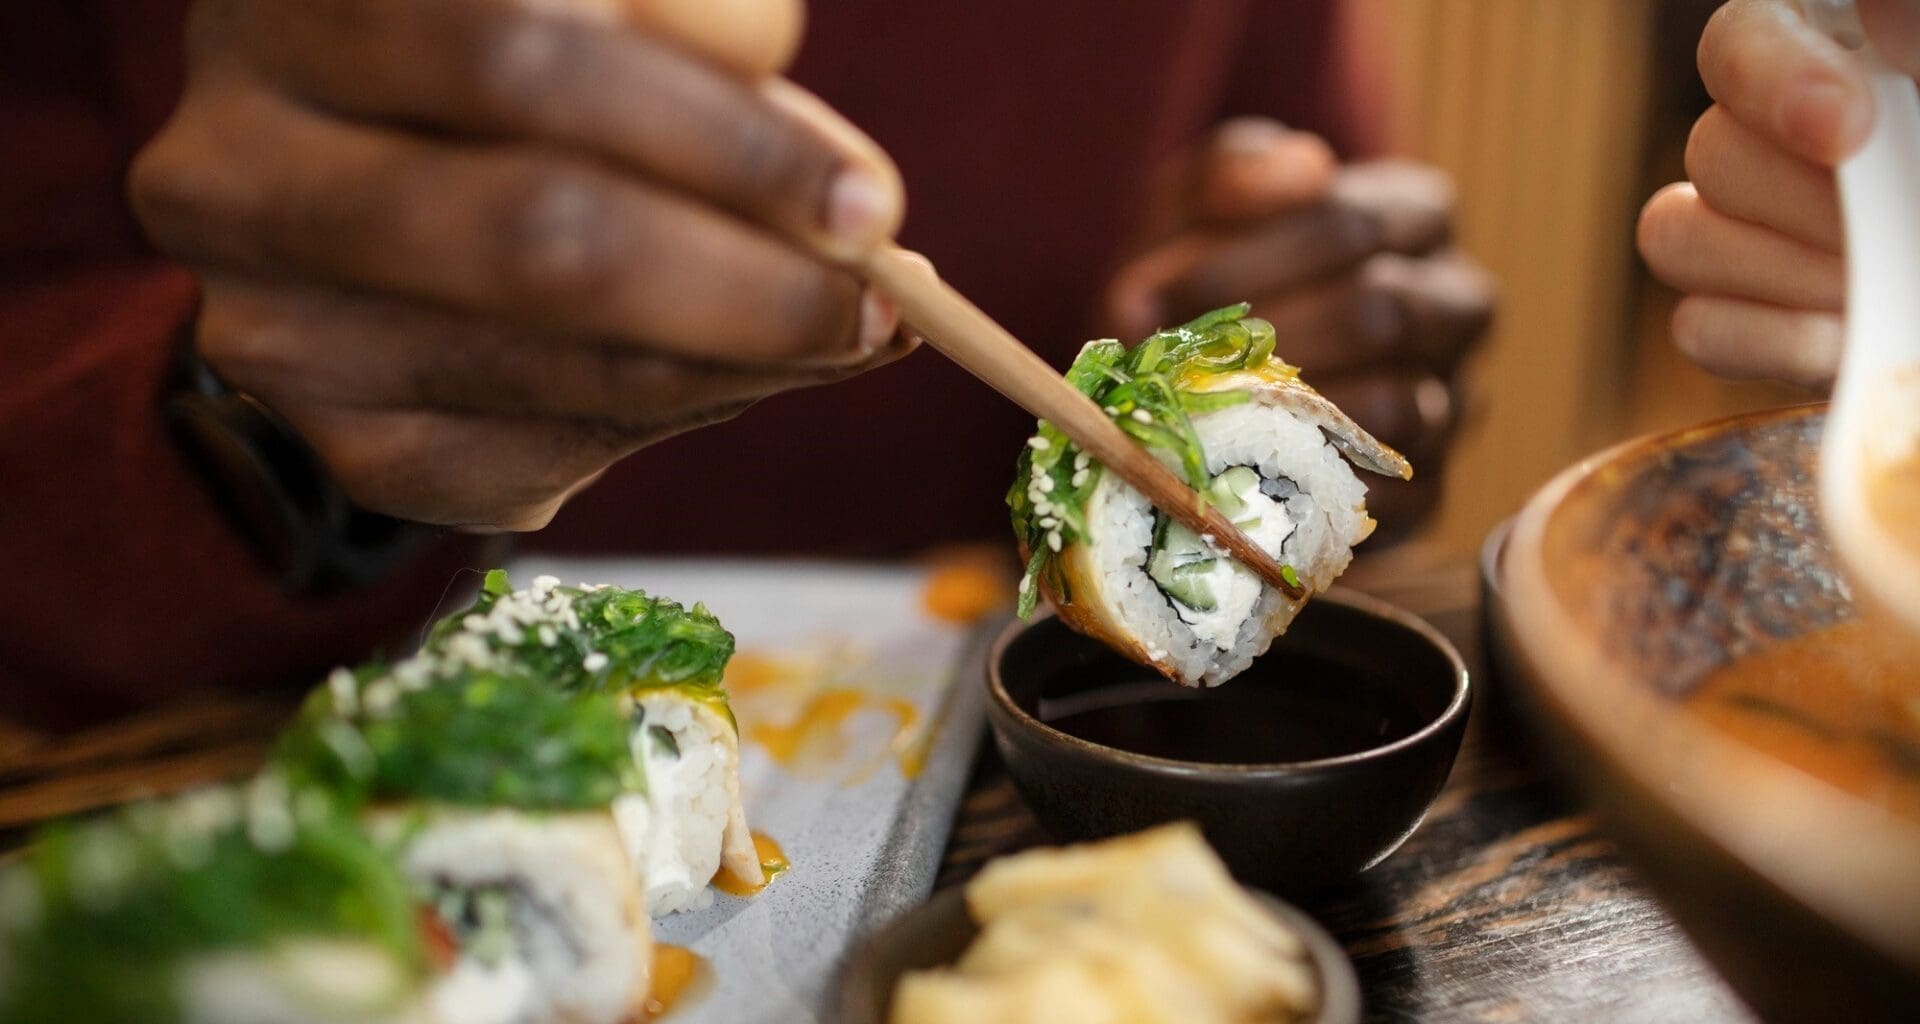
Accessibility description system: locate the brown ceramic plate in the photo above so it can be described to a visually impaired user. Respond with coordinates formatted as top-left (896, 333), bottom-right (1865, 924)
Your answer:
top-left (835, 886), bottom-right (1362, 1024)
top-left (1491, 404), bottom-right (1920, 1022)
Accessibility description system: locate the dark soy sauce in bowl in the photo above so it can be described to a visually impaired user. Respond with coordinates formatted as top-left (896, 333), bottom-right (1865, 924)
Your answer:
top-left (986, 592), bottom-right (1471, 894)
top-left (1037, 652), bottom-right (1424, 765)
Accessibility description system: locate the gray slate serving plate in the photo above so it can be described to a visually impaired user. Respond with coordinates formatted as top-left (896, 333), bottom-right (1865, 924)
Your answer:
top-left (508, 557), bottom-right (998, 1024)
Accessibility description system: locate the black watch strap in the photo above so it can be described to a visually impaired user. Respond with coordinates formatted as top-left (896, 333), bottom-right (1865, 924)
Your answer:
top-left (165, 341), bottom-right (436, 595)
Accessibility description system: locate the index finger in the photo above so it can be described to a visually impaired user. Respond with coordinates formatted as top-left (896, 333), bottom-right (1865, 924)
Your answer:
top-left (1699, 0), bottom-right (1874, 165)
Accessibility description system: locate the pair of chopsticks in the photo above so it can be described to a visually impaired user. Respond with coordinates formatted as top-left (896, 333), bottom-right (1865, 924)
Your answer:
top-left (862, 246), bottom-right (1305, 601)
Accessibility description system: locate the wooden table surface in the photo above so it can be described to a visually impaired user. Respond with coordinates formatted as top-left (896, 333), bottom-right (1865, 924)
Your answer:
top-left (937, 564), bottom-right (1759, 1024)
top-left (0, 559), bottom-right (1760, 1022)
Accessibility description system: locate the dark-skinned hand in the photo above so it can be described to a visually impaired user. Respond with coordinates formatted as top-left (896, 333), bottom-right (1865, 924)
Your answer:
top-left (132, 0), bottom-right (926, 531)
top-left (1105, 118), bottom-right (1496, 537)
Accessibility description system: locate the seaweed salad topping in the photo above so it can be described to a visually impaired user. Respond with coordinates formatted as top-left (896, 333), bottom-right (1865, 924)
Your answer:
top-left (1007, 304), bottom-right (1297, 617)
top-left (437, 570), bottom-right (735, 701)
top-left (274, 571), bottom-right (736, 810)
top-left (0, 784), bottom-right (422, 1024)
top-left (273, 663), bottom-right (638, 812)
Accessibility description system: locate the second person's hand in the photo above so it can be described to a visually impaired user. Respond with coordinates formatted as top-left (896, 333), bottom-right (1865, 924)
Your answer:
top-left (1639, 0), bottom-right (1920, 388)
top-left (131, 0), bottom-right (917, 531)
top-left (1103, 117), bottom-right (1495, 535)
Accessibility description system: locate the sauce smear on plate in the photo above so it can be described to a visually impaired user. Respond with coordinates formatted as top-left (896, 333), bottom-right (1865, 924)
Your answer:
top-left (713, 832), bottom-right (790, 897)
top-left (643, 944), bottom-right (707, 1019)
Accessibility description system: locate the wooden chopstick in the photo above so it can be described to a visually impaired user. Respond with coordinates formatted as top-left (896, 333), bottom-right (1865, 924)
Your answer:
top-left (862, 246), bottom-right (1306, 601)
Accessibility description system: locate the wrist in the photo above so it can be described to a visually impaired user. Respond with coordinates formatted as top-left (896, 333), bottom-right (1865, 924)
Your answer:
top-left (164, 328), bottom-right (438, 595)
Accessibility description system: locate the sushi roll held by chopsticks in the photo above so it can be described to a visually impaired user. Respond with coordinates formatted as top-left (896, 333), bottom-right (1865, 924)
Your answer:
top-left (1009, 304), bottom-right (1412, 687)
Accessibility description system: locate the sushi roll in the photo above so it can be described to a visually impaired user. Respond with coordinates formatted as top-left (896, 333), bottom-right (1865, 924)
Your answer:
top-left (273, 658), bottom-right (652, 1024)
top-left (1009, 304), bottom-right (1412, 686)
top-left (0, 784), bottom-right (429, 1024)
top-left (434, 571), bottom-right (763, 915)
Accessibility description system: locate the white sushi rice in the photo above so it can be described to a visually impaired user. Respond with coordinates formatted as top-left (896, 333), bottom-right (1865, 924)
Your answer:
top-left (612, 694), bottom-right (748, 917)
top-left (1081, 399), bottom-right (1372, 686)
top-left (379, 810), bottom-right (649, 1024)
top-left (177, 941), bottom-right (428, 1024)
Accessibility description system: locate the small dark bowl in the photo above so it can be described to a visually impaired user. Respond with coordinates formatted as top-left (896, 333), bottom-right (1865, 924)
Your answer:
top-left (837, 887), bottom-right (1362, 1024)
top-left (986, 588), bottom-right (1470, 895)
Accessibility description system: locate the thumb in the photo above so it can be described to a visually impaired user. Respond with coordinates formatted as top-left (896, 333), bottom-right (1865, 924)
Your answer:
top-left (1859, 0), bottom-right (1920, 79)
top-left (1189, 117), bottom-right (1338, 224)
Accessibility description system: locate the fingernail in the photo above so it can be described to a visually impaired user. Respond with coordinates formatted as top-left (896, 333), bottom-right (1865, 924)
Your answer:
top-left (858, 286), bottom-right (900, 353)
top-left (827, 169), bottom-right (897, 249)
top-left (1778, 79), bottom-right (1871, 161)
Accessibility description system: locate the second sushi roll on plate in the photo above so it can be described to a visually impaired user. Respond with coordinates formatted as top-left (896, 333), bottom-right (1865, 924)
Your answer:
top-left (430, 572), bottom-right (764, 915)
top-left (1009, 304), bottom-right (1412, 687)
top-left (273, 655), bottom-right (653, 1024)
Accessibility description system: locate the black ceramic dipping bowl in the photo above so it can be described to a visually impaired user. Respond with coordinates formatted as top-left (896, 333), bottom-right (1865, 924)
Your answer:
top-left (837, 888), bottom-right (1362, 1024)
top-left (987, 588), bottom-right (1470, 895)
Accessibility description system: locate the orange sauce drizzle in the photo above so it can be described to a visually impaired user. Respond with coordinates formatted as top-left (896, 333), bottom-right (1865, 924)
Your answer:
top-left (1175, 360), bottom-right (1300, 393)
top-left (746, 689), bottom-right (919, 771)
top-left (712, 832), bottom-right (791, 898)
top-left (640, 944), bottom-right (706, 1020)
top-left (921, 563), bottom-right (1009, 624)
top-left (1688, 619), bottom-right (1920, 819)
top-left (725, 651), bottom-right (929, 779)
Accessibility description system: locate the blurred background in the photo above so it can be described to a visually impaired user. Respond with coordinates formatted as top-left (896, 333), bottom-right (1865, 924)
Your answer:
top-left (1368, 0), bottom-right (1808, 559)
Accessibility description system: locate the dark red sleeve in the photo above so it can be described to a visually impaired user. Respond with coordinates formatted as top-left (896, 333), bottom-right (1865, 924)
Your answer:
top-left (0, 2), bottom-right (477, 732)
top-left (1219, 0), bottom-right (1392, 159)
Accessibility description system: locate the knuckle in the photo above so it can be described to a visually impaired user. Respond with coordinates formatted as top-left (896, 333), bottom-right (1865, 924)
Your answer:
top-left (127, 126), bottom-right (214, 241)
top-left (492, 168), bottom-right (617, 304)
top-left (726, 107), bottom-right (843, 220)
top-left (466, 15), bottom-right (572, 120)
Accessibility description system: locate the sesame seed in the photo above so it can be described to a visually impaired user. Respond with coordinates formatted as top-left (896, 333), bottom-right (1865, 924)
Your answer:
top-left (326, 668), bottom-right (358, 715)
top-left (362, 679), bottom-right (399, 717)
top-left (1074, 453), bottom-right (1091, 470)
top-left (1038, 516), bottom-right (1058, 528)
top-left (1071, 470), bottom-right (1090, 487)
top-left (1131, 409), bottom-right (1152, 424)
top-left (1027, 436), bottom-right (1050, 451)
top-left (1104, 405), bottom-right (1120, 415)
top-left (1047, 531), bottom-right (1062, 552)
top-left (583, 652), bottom-right (610, 672)
top-left (1038, 476), bottom-right (1055, 492)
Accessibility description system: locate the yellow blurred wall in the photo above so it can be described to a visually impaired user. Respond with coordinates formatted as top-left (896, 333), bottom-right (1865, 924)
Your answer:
top-left (1373, 0), bottom-right (1660, 555)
